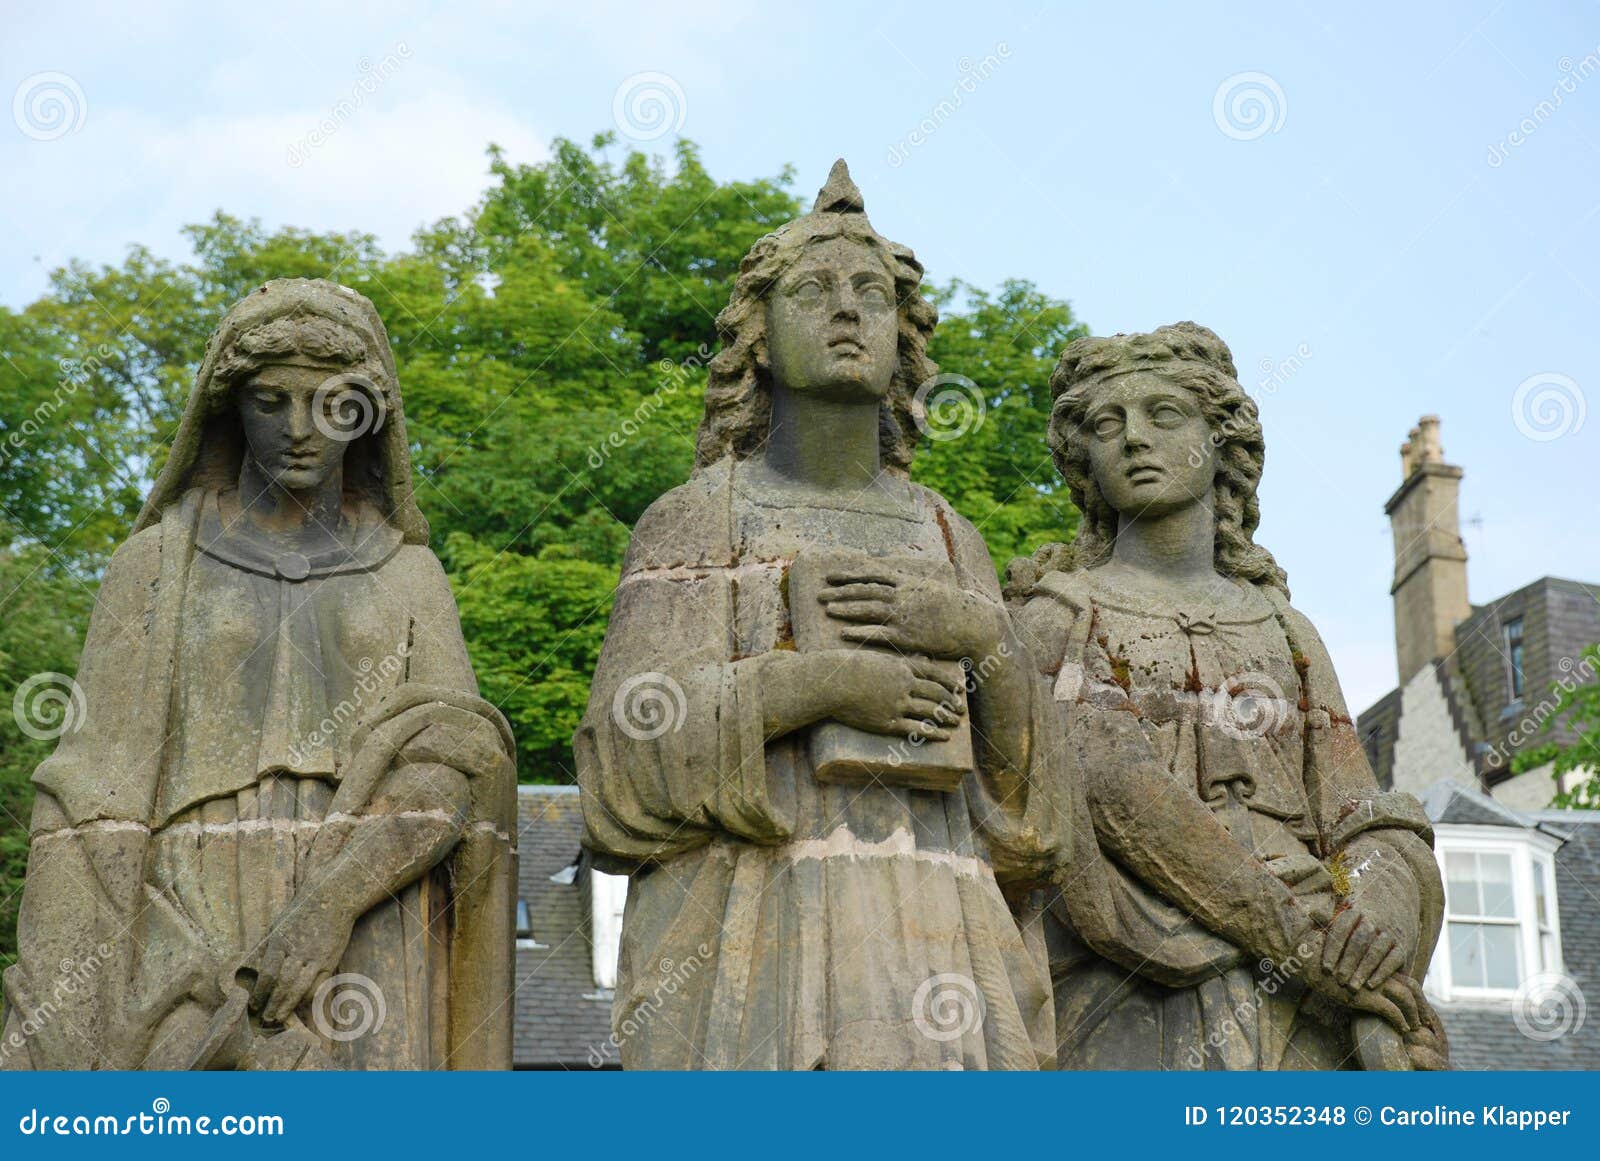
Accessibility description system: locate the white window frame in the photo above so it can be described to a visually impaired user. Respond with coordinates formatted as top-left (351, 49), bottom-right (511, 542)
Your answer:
top-left (589, 868), bottom-right (629, 991)
top-left (1426, 824), bottom-right (1563, 1002)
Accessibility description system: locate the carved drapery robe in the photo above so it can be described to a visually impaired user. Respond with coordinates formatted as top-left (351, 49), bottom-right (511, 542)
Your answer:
top-left (577, 458), bottom-right (1060, 1069)
top-left (2, 490), bottom-right (515, 1069)
top-left (1014, 568), bottom-right (1447, 1070)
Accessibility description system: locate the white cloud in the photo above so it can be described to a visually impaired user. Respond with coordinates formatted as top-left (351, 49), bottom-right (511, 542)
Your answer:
top-left (7, 83), bottom-right (546, 301)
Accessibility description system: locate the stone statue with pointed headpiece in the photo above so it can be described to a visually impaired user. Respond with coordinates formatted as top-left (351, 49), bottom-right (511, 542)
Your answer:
top-left (2, 279), bottom-right (516, 1070)
top-left (576, 162), bottom-right (1063, 1069)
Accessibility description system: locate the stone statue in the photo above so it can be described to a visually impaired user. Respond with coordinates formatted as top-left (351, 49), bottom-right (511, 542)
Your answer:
top-left (576, 162), bottom-right (1061, 1069)
top-left (1007, 323), bottom-right (1449, 1070)
top-left (2, 279), bottom-right (516, 1070)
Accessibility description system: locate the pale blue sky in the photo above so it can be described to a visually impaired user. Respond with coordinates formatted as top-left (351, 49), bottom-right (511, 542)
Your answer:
top-left (5, 0), bottom-right (1599, 712)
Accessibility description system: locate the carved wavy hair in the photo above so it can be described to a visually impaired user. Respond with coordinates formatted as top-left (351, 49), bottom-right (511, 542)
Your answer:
top-left (1033, 321), bottom-right (1289, 595)
top-left (694, 216), bottom-right (938, 474)
top-left (209, 313), bottom-right (382, 398)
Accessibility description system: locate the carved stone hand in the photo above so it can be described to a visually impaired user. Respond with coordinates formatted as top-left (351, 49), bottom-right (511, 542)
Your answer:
top-left (817, 567), bottom-right (1003, 660)
top-left (249, 894), bottom-right (357, 1026)
top-left (816, 648), bottom-right (967, 739)
top-left (756, 649), bottom-right (966, 743)
top-left (1320, 905), bottom-right (1407, 992)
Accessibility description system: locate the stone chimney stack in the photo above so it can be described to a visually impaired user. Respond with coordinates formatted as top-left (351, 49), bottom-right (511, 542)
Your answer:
top-left (1385, 415), bottom-right (1471, 685)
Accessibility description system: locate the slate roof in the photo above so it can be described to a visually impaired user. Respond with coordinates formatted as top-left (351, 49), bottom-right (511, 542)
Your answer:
top-left (1422, 781), bottom-right (1600, 1070)
top-left (1359, 685), bottom-right (1402, 790)
top-left (512, 785), bottom-right (615, 1069)
top-left (1421, 778), bottom-right (1532, 829)
top-left (1359, 575), bottom-right (1600, 794)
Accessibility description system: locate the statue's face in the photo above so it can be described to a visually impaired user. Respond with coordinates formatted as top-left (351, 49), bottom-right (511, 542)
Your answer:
top-left (765, 236), bottom-right (899, 402)
top-left (237, 363), bottom-right (354, 492)
top-left (1082, 373), bottom-right (1216, 519)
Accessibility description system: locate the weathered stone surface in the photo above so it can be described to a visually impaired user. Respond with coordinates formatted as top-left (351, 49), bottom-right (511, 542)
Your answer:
top-left (1008, 322), bottom-right (1450, 1070)
top-left (575, 162), bottom-right (1061, 1070)
top-left (1, 279), bottom-right (515, 1070)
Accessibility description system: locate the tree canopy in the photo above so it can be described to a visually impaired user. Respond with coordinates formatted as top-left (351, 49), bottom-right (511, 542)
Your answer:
top-left (1509, 642), bottom-right (1600, 809)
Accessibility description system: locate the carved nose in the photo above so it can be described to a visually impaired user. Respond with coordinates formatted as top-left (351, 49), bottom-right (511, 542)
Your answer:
top-left (286, 401), bottom-right (315, 440)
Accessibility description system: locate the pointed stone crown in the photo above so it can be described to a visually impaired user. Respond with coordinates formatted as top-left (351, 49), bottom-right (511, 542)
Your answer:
top-left (754, 156), bottom-right (922, 283)
top-left (812, 159), bottom-right (865, 215)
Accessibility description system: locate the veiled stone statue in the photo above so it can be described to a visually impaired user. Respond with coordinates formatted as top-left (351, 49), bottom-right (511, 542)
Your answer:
top-left (576, 162), bottom-right (1061, 1069)
top-left (2, 279), bottom-right (516, 1070)
top-left (1007, 323), bottom-right (1449, 1070)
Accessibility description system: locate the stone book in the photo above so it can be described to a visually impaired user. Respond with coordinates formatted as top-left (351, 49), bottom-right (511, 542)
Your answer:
top-left (787, 550), bottom-right (974, 792)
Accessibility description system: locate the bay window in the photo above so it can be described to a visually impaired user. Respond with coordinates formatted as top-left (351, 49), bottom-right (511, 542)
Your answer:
top-left (1425, 826), bottom-right (1563, 1001)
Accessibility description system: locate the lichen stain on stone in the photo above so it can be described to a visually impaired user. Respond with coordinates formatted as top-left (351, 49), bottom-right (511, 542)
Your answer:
top-left (1324, 849), bottom-right (1353, 898)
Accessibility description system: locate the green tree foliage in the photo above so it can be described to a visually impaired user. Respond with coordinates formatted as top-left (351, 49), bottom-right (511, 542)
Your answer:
top-left (1509, 642), bottom-right (1600, 808)
top-left (916, 279), bottom-right (1086, 570)
top-left (0, 550), bottom-right (95, 971)
top-left (0, 135), bottom-right (1088, 964)
top-left (476, 137), bottom-right (799, 364)
top-left (447, 534), bottom-right (617, 779)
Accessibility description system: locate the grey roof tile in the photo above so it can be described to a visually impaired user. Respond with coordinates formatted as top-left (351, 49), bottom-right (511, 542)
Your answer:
top-left (511, 785), bottom-right (615, 1069)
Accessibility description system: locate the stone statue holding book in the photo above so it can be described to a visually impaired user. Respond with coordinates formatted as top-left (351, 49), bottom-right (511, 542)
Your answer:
top-left (576, 162), bottom-right (1061, 1070)
top-left (1006, 323), bottom-right (1450, 1070)
top-left (2, 280), bottom-right (516, 1070)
